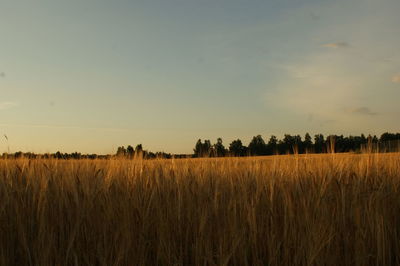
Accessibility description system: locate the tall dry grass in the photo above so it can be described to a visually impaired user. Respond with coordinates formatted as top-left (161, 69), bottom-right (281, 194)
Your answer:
top-left (0, 153), bottom-right (400, 265)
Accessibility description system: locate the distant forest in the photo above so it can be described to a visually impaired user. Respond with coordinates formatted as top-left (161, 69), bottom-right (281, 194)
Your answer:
top-left (192, 132), bottom-right (400, 158)
top-left (2, 132), bottom-right (400, 159)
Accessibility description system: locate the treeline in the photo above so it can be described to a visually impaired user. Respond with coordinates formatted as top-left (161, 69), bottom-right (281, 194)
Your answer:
top-left (0, 146), bottom-right (175, 160)
top-left (193, 132), bottom-right (400, 157)
top-left (0, 151), bottom-right (111, 160)
top-left (1, 132), bottom-right (399, 160)
top-left (0, 145), bottom-right (177, 160)
top-left (115, 144), bottom-right (175, 159)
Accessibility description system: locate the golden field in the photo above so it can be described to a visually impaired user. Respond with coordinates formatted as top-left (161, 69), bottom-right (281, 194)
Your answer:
top-left (0, 153), bottom-right (400, 265)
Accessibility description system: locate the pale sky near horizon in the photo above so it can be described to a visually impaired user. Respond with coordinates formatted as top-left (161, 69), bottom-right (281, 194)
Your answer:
top-left (0, 0), bottom-right (399, 154)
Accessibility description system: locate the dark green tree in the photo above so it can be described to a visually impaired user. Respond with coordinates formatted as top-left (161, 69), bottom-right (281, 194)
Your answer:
top-left (127, 145), bottom-right (134, 159)
top-left (266, 135), bottom-right (278, 155)
top-left (303, 133), bottom-right (313, 153)
top-left (314, 134), bottom-right (325, 153)
top-left (203, 140), bottom-right (212, 157)
top-left (135, 144), bottom-right (143, 158)
top-left (248, 135), bottom-right (267, 156)
top-left (193, 139), bottom-right (212, 157)
top-left (326, 135), bottom-right (336, 153)
top-left (116, 146), bottom-right (126, 157)
top-left (229, 139), bottom-right (247, 157)
top-left (213, 138), bottom-right (227, 157)
top-left (55, 151), bottom-right (64, 159)
top-left (194, 139), bottom-right (203, 157)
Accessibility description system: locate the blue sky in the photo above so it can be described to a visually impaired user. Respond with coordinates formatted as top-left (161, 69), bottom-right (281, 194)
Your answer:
top-left (0, 0), bottom-right (399, 154)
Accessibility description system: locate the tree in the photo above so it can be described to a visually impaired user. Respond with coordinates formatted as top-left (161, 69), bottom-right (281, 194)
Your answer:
top-left (71, 152), bottom-right (81, 159)
top-left (248, 135), bottom-right (267, 156)
top-left (277, 134), bottom-right (302, 154)
top-left (229, 139), bottom-right (247, 157)
top-left (293, 135), bottom-right (302, 154)
top-left (314, 134), bottom-right (325, 153)
top-left (277, 134), bottom-right (296, 154)
top-left (380, 132), bottom-right (399, 142)
top-left (135, 144), bottom-right (143, 158)
top-left (303, 133), bottom-right (313, 153)
top-left (116, 146), bottom-right (126, 157)
top-left (266, 135), bottom-right (278, 155)
top-left (334, 135), bottom-right (346, 153)
top-left (203, 140), bottom-right (212, 157)
top-left (193, 139), bottom-right (212, 157)
top-left (326, 135), bottom-right (336, 153)
top-left (213, 138), bottom-right (227, 157)
top-left (194, 139), bottom-right (203, 158)
top-left (55, 151), bottom-right (63, 159)
top-left (379, 133), bottom-right (400, 152)
top-left (127, 145), bottom-right (134, 159)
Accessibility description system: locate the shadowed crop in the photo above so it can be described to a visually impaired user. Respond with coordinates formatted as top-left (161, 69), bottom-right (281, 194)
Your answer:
top-left (0, 153), bottom-right (399, 265)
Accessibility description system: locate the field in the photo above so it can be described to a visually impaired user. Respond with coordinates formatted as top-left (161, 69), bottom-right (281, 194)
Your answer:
top-left (1, 153), bottom-right (400, 265)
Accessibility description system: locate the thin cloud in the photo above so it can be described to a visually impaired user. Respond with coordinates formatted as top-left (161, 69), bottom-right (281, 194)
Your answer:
top-left (0, 123), bottom-right (128, 132)
top-left (392, 74), bottom-right (400, 83)
top-left (322, 42), bottom-right (350, 48)
top-left (349, 107), bottom-right (378, 116)
top-left (0, 102), bottom-right (18, 110)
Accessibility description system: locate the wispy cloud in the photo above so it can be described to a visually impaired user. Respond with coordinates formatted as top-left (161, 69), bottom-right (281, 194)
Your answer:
top-left (392, 74), bottom-right (400, 83)
top-left (322, 42), bottom-right (350, 48)
top-left (0, 102), bottom-right (18, 110)
top-left (0, 123), bottom-right (128, 132)
top-left (265, 41), bottom-right (386, 132)
top-left (348, 107), bottom-right (378, 116)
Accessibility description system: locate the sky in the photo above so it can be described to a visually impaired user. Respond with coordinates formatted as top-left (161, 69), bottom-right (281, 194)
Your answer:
top-left (0, 0), bottom-right (399, 154)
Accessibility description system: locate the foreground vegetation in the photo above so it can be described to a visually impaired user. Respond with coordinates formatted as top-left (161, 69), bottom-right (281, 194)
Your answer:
top-left (0, 153), bottom-right (400, 265)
